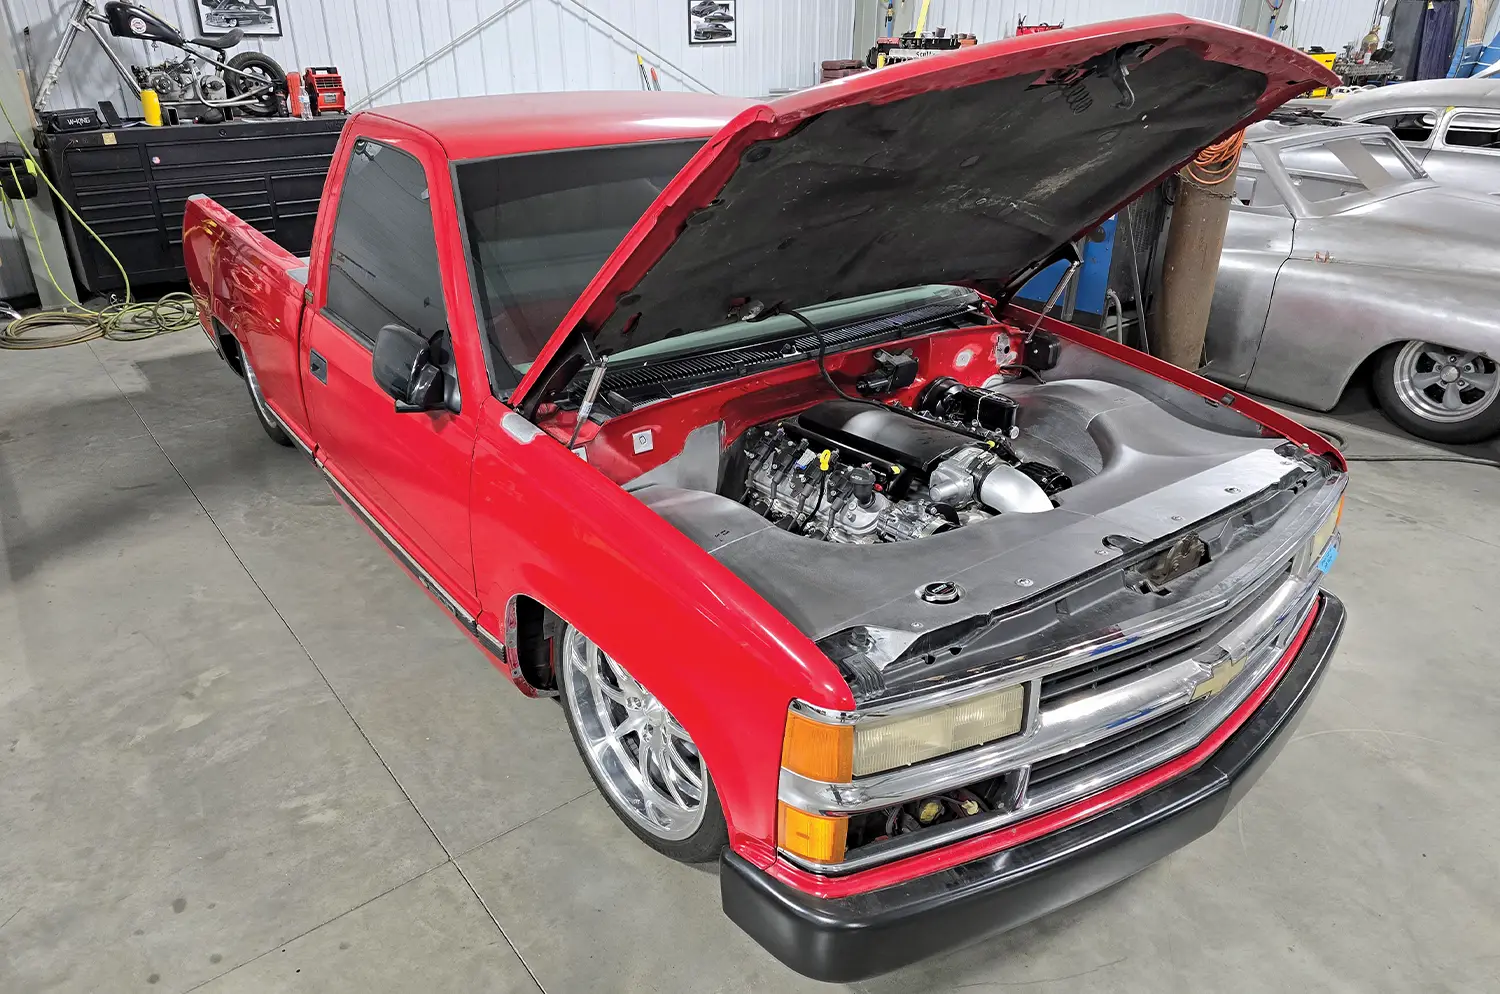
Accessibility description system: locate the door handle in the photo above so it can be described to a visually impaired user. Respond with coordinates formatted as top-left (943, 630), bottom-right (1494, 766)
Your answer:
top-left (309, 349), bottom-right (328, 383)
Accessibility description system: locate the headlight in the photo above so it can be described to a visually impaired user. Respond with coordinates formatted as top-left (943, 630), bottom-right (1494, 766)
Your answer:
top-left (782, 684), bottom-right (1026, 784)
top-left (777, 685), bottom-right (1027, 864)
top-left (851, 684), bottom-right (1026, 776)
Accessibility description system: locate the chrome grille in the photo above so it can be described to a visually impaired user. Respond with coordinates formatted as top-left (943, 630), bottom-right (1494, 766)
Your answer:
top-left (1037, 622), bottom-right (1212, 708)
top-left (1027, 699), bottom-right (1207, 792)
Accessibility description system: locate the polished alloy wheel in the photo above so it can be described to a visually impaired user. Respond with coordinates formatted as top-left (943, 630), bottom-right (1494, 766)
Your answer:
top-left (1390, 341), bottom-right (1500, 424)
top-left (560, 628), bottom-right (707, 841)
top-left (242, 349), bottom-right (292, 446)
top-left (244, 356), bottom-right (274, 421)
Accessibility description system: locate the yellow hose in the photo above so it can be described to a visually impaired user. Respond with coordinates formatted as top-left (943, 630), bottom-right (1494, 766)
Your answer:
top-left (0, 93), bottom-right (199, 349)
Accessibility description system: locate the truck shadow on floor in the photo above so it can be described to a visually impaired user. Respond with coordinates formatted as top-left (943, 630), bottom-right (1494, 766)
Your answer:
top-left (0, 349), bottom-right (303, 586)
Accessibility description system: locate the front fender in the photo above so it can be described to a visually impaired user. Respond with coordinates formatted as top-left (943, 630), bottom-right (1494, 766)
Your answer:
top-left (469, 399), bottom-right (852, 863)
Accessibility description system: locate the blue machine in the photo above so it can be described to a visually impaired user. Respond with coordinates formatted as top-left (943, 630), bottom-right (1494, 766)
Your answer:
top-left (1014, 215), bottom-right (1118, 329)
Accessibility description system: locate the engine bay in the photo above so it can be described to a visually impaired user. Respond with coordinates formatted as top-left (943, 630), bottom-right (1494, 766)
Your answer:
top-left (569, 318), bottom-right (1334, 680)
top-left (727, 376), bottom-right (1072, 544)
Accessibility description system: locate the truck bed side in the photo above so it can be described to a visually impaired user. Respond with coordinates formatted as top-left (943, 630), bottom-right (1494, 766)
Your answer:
top-left (183, 194), bottom-right (314, 445)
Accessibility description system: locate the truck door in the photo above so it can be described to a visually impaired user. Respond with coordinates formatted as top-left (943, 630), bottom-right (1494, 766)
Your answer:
top-left (300, 135), bottom-right (478, 603)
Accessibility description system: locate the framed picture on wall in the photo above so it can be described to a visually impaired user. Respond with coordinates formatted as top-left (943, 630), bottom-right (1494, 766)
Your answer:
top-left (689, 0), bottom-right (736, 44)
top-left (196, 0), bottom-right (282, 38)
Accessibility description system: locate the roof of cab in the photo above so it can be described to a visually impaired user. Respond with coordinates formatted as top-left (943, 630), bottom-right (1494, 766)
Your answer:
top-left (1325, 78), bottom-right (1500, 116)
top-left (363, 91), bottom-right (757, 161)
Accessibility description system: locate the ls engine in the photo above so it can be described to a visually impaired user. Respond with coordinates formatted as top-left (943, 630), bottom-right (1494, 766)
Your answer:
top-left (734, 378), bottom-right (1071, 544)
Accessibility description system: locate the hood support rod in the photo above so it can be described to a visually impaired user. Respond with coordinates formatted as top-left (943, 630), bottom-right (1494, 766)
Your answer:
top-left (1025, 259), bottom-right (1082, 341)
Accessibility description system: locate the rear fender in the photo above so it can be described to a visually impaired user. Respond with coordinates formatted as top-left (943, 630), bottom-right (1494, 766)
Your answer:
top-left (184, 193), bottom-right (313, 436)
top-left (1248, 261), bottom-right (1500, 410)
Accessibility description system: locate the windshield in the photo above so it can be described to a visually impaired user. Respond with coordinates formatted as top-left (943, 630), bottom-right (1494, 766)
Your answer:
top-left (455, 139), bottom-right (706, 384)
top-left (605, 284), bottom-right (976, 364)
top-left (457, 140), bottom-right (983, 383)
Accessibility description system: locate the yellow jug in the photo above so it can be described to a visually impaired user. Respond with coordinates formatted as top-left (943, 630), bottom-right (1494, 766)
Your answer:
top-left (141, 88), bottom-right (163, 126)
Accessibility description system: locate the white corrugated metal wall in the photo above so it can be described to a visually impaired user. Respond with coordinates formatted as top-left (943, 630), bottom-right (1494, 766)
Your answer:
top-left (2, 0), bottom-right (857, 113)
top-left (3, 1), bottom-right (1393, 118)
top-left (919, 1), bottom-right (1379, 51)
top-left (919, 0), bottom-right (1241, 38)
top-left (0, 0), bottom-right (1402, 299)
top-left (1266, 0), bottom-right (1381, 51)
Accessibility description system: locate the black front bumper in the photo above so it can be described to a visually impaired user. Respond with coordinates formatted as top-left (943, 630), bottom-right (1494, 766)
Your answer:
top-left (722, 592), bottom-right (1346, 983)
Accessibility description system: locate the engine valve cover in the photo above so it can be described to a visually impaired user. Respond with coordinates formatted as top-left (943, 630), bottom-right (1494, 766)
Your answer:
top-left (734, 392), bottom-right (1064, 544)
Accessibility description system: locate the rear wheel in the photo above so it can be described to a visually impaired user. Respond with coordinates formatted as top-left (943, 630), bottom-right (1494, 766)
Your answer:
top-left (226, 51), bottom-right (286, 117)
top-left (1373, 340), bottom-right (1500, 443)
top-left (556, 625), bottom-right (728, 862)
top-left (243, 350), bottom-right (293, 447)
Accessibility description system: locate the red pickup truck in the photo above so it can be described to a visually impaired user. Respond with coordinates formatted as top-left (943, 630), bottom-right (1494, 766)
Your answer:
top-left (185, 17), bottom-right (1345, 982)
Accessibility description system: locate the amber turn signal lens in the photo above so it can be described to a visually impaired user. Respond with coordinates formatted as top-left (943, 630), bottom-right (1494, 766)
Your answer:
top-left (781, 710), bottom-right (854, 783)
top-left (778, 802), bottom-right (848, 864)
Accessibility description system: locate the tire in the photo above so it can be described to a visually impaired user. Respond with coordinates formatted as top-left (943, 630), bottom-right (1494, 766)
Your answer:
top-left (556, 625), bottom-right (728, 862)
top-left (226, 51), bottom-right (287, 117)
top-left (1372, 340), bottom-right (1500, 444)
top-left (243, 350), bottom-right (293, 447)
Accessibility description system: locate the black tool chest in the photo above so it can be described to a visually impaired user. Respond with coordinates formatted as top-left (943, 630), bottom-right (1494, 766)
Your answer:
top-left (41, 116), bottom-right (346, 294)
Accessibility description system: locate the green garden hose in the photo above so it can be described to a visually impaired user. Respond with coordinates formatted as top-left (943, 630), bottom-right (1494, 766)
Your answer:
top-left (0, 94), bottom-right (200, 350)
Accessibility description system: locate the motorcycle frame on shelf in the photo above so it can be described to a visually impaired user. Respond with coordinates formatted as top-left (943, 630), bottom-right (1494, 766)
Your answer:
top-left (33, 0), bottom-right (277, 115)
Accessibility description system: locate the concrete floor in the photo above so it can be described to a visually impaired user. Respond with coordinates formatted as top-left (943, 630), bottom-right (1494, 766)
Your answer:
top-left (2, 329), bottom-right (1498, 994)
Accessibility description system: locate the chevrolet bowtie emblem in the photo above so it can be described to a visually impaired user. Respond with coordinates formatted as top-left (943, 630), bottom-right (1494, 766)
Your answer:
top-left (1192, 651), bottom-right (1247, 701)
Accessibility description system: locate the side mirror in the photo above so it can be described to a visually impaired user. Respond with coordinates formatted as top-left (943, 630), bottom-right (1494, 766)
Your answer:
top-left (1233, 172), bottom-right (1257, 204)
top-left (372, 323), bottom-right (446, 413)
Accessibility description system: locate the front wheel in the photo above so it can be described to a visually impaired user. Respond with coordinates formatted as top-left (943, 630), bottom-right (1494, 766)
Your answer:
top-left (556, 626), bottom-right (728, 862)
top-left (1373, 341), bottom-right (1500, 444)
top-left (225, 51), bottom-right (287, 117)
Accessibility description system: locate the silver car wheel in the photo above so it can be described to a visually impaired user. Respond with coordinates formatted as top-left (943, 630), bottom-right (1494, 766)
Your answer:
top-left (1391, 341), bottom-right (1500, 424)
top-left (244, 354), bottom-right (275, 422)
top-left (560, 628), bottom-right (707, 841)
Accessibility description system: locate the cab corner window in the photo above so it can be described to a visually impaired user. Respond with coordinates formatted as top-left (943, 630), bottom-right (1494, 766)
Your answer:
top-left (325, 139), bottom-right (449, 346)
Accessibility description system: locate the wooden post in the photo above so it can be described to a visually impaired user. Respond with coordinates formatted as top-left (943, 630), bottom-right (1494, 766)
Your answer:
top-left (1157, 131), bottom-right (1244, 370)
top-left (1157, 177), bottom-right (1233, 370)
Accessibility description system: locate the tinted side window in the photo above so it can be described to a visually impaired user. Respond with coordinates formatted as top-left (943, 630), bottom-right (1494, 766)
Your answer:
top-left (455, 140), bottom-right (703, 383)
top-left (1444, 112), bottom-right (1500, 150)
top-left (1361, 111), bottom-right (1437, 144)
top-left (325, 139), bottom-right (448, 345)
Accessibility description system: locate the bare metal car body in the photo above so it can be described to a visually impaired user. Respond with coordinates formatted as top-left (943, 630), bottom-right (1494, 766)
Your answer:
top-left (1299, 79), bottom-right (1500, 197)
top-left (1203, 117), bottom-right (1500, 441)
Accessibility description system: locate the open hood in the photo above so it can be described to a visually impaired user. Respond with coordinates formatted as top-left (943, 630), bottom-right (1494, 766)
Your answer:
top-left (514, 15), bottom-right (1335, 406)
